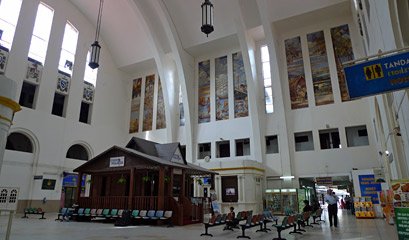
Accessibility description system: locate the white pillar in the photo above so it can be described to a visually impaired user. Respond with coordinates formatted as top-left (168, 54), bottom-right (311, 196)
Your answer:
top-left (0, 74), bottom-right (21, 175)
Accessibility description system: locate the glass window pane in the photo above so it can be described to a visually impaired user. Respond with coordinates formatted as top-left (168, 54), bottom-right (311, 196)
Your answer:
top-left (84, 51), bottom-right (98, 86)
top-left (0, 0), bottom-right (23, 49)
top-left (261, 45), bottom-right (269, 62)
top-left (262, 62), bottom-right (271, 79)
top-left (264, 87), bottom-right (272, 98)
top-left (266, 104), bottom-right (274, 113)
top-left (264, 77), bottom-right (271, 87)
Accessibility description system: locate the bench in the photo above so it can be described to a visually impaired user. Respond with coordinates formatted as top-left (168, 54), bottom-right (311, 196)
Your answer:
top-left (260, 211), bottom-right (278, 232)
top-left (237, 213), bottom-right (265, 239)
top-left (311, 208), bottom-right (325, 224)
top-left (272, 215), bottom-right (300, 240)
top-left (200, 213), bottom-right (226, 237)
top-left (23, 208), bottom-right (46, 219)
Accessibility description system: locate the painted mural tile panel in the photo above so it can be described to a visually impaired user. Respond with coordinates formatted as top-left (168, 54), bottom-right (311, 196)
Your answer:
top-left (198, 60), bottom-right (211, 123)
top-left (179, 102), bottom-right (185, 126)
top-left (285, 36), bottom-right (308, 109)
top-left (215, 56), bottom-right (229, 120)
top-left (129, 77), bottom-right (142, 133)
top-left (307, 30), bottom-right (334, 106)
top-left (156, 78), bottom-right (166, 129)
top-left (143, 74), bottom-right (155, 131)
top-left (331, 24), bottom-right (354, 102)
top-left (233, 52), bottom-right (248, 118)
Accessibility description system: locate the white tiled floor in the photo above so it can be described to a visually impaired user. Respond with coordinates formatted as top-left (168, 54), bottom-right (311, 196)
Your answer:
top-left (0, 209), bottom-right (398, 240)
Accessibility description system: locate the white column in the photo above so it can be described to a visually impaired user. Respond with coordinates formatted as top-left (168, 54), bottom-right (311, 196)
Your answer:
top-left (0, 75), bottom-right (21, 175)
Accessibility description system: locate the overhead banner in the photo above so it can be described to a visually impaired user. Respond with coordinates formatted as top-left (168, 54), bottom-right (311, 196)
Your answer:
top-left (315, 177), bottom-right (333, 186)
top-left (358, 174), bottom-right (381, 204)
top-left (344, 49), bottom-right (409, 99)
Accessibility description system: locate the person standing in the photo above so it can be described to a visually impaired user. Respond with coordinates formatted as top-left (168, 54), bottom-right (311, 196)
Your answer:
top-left (324, 189), bottom-right (339, 227)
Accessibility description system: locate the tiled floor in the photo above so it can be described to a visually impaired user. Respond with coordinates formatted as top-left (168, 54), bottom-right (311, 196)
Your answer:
top-left (0, 209), bottom-right (398, 240)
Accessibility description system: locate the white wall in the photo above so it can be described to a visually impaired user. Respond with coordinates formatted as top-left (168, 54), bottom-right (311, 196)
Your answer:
top-left (1, 0), bottom-right (129, 204)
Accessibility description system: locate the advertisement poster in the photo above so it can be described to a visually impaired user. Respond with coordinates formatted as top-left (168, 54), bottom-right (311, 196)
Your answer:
top-left (392, 179), bottom-right (409, 240)
top-left (358, 174), bottom-right (381, 204)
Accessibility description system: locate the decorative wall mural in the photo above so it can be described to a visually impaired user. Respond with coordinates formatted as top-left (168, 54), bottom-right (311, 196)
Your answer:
top-left (233, 52), bottom-right (248, 118)
top-left (307, 30), bottom-right (334, 106)
top-left (0, 45), bottom-right (9, 74)
top-left (156, 78), bottom-right (166, 129)
top-left (215, 56), bottom-right (229, 120)
top-left (179, 102), bottom-right (185, 126)
top-left (26, 58), bottom-right (43, 83)
top-left (56, 71), bottom-right (71, 94)
top-left (143, 75), bottom-right (155, 131)
top-left (285, 36), bottom-right (308, 109)
top-left (82, 81), bottom-right (95, 104)
top-left (129, 78), bottom-right (142, 133)
top-left (331, 24), bottom-right (354, 102)
top-left (198, 60), bottom-right (211, 123)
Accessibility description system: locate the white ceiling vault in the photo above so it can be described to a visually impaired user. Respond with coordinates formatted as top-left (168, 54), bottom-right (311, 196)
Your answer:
top-left (68, 0), bottom-right (348, 74)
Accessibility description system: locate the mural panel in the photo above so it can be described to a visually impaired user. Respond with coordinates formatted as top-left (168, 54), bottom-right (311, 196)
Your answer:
top-left (198, 60), bottom-right (211, 123)
top-left (156, 78), bottom-right (166, 129)
top-left (331, 24), bottom-right (354, 102)
top-left (285, 36), bottom-right (308, 109)
top-left (215, 56), bottom-right (229, 120)
top-left (233, 52), bottom-right (248, 118)
top-left (179, 103), bottom-right (185, 126)
top-left (129, 78), bottom-right (142, 133)
top-left (143, 74), bottom-right (155, 131)
top-left (307, 30), bottom-right (334, 106)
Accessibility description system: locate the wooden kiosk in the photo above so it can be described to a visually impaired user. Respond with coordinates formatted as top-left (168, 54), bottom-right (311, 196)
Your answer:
top-left (74, 137), bottom-right (216, 225)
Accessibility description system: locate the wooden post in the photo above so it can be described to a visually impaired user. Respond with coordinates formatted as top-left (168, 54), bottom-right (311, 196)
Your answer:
top-left (158, 167), bottom-right (165, 210)
top-left (168, 168), bottom-right (174, 196)
top-left (76, 172), bottom-right (83, 202)
top-left (211, 173), bottom-right (215, 189)
top-left (128, 168), bottom-right (135, 209)
top-left (181, 169), bottom-right (186, 199)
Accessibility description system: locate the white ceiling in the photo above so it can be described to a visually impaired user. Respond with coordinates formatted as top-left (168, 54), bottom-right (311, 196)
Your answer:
top-left (68, 0), bottom-right (349, 73)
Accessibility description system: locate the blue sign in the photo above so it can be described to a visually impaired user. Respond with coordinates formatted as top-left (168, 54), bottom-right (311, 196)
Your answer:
top-left (344, 50), bottom-right (409, 99)
top-left (358, 174), bottom-right (382, 204)
top-left (62, 173), bottom-right (86, 187)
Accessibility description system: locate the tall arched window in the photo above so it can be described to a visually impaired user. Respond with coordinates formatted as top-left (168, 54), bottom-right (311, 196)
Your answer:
top-left (0, 0), bottom-right (23, 50)
top-left (6, 132), bottom-right (33, 153)
top-left (66, 144), bottom-right (89, 161)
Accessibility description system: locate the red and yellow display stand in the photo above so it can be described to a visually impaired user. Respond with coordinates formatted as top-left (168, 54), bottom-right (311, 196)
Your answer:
top-left (354, 197), bottom-right (375, 218)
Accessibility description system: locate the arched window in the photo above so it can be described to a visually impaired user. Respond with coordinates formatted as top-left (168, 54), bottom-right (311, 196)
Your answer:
top-left (66, 144), bottom-right (89, 161)
top-left (6, 132), bottom-right (33, 153)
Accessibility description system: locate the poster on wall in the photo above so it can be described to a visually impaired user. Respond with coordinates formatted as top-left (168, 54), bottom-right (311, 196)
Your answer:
top-left (232, 52), bottom-right (248, 118)
top-left (285, 36), bottom-right (308, 109)
top-left (156, 78), bottom-right (166, 129)
top-left (143, 75), bottom-right (155, 131)
top-left (198, 60), bottom-right (211, 123)
top-left (129, 78), bottom-right (142, 133)
top-left (215, 56), bottom-right (229, 120)
top-left (41, 179), bottom-right (56, 190)
top-left (331, 24), bottom-right (354, 102)
top-left (307, 30), bottom-right (334, 106)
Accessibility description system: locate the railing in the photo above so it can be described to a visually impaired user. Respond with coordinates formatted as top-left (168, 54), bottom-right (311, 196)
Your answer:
top-left (78, 196), bottom-right (128, 209)
top-left (131, 196), bottom-right (158, 210)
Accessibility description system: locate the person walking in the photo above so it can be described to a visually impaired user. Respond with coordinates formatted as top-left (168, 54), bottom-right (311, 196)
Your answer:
top-left (324, 189), bottom-right (339, 227)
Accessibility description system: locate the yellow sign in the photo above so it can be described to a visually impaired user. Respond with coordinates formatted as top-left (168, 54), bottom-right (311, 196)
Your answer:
top-left (364, 64), bottom-right (384, 80)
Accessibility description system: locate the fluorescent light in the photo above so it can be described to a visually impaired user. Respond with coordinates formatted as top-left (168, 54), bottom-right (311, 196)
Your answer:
top-left (280, 176), bottom-right (295, 179)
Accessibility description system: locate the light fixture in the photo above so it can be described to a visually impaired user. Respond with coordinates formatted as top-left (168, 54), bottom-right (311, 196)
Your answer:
top-left (201, 0), bottom-right (214, 37)
top-left (280, 176), bottom-right (295, 179)
top-left (89, 0), bottom-right (104, 69)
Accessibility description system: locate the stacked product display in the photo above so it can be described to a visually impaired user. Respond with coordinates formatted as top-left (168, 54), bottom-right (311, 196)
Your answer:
top-left (354, 196), bottom-right (375, 218)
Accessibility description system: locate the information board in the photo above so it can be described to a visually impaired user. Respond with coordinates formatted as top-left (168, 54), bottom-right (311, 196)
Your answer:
top-left (358, 174), bottom-right (381, 204)
top-left (344, 49), bottom-right (409, 99)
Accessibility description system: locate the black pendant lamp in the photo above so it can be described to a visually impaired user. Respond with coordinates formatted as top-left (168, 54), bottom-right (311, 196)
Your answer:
top-left (89, 0), bottom-right (104, 69)
top-left (201, 0), bottom-right (214, 37)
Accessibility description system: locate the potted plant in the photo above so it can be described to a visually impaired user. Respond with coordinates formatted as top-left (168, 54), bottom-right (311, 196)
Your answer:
top-left (142, 175), bottom-right (150, 183)
top-left (197, 178), bottom-right (203, 186)
top-left (117, 175), bottom-right (127, 184)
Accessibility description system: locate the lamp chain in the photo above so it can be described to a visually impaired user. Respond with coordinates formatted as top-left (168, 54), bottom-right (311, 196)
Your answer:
top-left (95, 0), bottom-right (104, 42)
